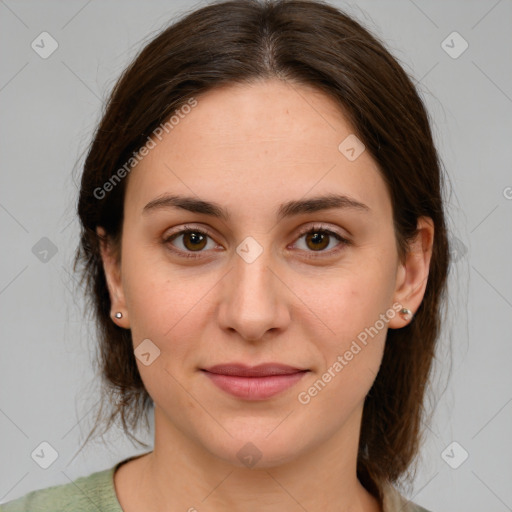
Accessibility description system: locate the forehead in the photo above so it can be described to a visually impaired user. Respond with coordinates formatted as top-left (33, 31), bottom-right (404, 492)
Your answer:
top-left (125, 79), bottom-right (391, 220)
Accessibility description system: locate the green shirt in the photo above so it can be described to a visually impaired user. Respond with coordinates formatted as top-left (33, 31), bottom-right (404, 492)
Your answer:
top-left (0, 457), bottom-right (431, 511)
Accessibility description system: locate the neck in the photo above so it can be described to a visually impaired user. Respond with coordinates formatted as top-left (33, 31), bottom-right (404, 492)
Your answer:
top-left (118, 405), bottom-right (381, 512)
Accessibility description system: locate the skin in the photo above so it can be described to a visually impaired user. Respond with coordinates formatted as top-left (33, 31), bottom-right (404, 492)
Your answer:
top-left (98, 78), bottom-right (434, 512)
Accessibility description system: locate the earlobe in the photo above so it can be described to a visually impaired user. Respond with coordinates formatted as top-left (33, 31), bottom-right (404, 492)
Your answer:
top-left (96, 226), bottom-right (130, 329)
top-left (388, 217), bottom-right (434, 329)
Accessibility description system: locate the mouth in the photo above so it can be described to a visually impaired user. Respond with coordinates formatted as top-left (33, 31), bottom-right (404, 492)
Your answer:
top-left (201, 363), bottom-right (309, 400)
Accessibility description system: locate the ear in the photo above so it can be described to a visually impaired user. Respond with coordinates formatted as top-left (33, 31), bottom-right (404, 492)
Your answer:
top-left (388, 216), bottom-right (434, 329)
top-left (96, 226), bottom-right (130, 329)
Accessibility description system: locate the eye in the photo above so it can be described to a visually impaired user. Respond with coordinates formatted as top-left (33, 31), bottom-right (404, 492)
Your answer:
top-left (163, 223), bottom-right (350, 260)
top-left (291, 224), bottom-right (350, 257)
top-left (164, 225), bottom-right (219, 259)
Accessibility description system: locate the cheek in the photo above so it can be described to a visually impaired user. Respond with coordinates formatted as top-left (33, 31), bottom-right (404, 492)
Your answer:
top-left (120, 248), bottom-right (211, 412)
top-left (121, 238), bottom-right (196, 333)
top-left (120, 242), bottom-right (223, 375)
top-left (292, 254), bottom-right (395, 399)
top-left (293, 252), bottom-right (396, 341)
top-left (295, 279), bottom-right (390, 416)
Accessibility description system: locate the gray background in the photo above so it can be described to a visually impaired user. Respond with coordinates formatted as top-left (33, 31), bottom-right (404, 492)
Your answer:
top-left (1, 1), bottom-right (511, 511)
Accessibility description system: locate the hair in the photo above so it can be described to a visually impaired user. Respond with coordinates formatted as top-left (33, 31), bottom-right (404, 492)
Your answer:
top-left (74, 0), bottom-right (450, 504)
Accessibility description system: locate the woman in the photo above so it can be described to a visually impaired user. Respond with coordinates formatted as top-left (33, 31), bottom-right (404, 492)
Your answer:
top-left (0, 0), bottom-right (449, 510)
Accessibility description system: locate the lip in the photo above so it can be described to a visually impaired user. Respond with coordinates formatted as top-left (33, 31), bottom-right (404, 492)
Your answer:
top-left (201, 363), bottom-right (309, 400)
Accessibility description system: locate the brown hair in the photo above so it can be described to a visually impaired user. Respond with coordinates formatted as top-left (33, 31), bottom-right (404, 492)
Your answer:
top-left (74, 0), bottom-right (450, 503)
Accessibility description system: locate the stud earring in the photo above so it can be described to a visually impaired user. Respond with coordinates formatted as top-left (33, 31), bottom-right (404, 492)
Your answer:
top-left (399, 308), bottom-right (413, 321)
top-left (114, 312), bottom-right (123, 319)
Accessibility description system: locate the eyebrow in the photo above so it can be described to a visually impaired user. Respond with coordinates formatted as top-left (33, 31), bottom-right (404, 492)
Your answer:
top-left (142, 193), bottom-right (370, 221)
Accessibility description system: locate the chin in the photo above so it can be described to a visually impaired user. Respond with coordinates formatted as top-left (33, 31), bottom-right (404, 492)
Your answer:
top-left (201, 421), bottom-right (312, 470)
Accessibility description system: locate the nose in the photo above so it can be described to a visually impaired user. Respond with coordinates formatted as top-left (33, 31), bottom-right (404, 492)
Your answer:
top-left (217, 243), bottom-right (291, 343)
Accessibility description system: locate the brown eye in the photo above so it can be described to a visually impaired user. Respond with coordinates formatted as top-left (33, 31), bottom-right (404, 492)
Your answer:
top-left (181, 231), bottom-right (208, 251)
top-left (304, 231), bottom-right (330, 251)
top-left (293, 225), bottom-right (350, 258)
top-left (165, 227), bottom-right (217, 257)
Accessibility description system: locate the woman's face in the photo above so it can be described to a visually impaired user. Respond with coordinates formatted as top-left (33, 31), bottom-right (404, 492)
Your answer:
top-left (102, 79), bottom-right (431, 467)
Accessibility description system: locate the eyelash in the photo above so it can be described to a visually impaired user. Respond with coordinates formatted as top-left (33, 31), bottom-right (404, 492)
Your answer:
top-left (163, 224), bottom-right (350, 260)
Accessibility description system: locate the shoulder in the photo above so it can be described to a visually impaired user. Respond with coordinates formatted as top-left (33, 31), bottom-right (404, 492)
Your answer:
top-left (381, 480), bottom-right (433, 512)
top-left (0, 466), bottom-right (120, 512)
